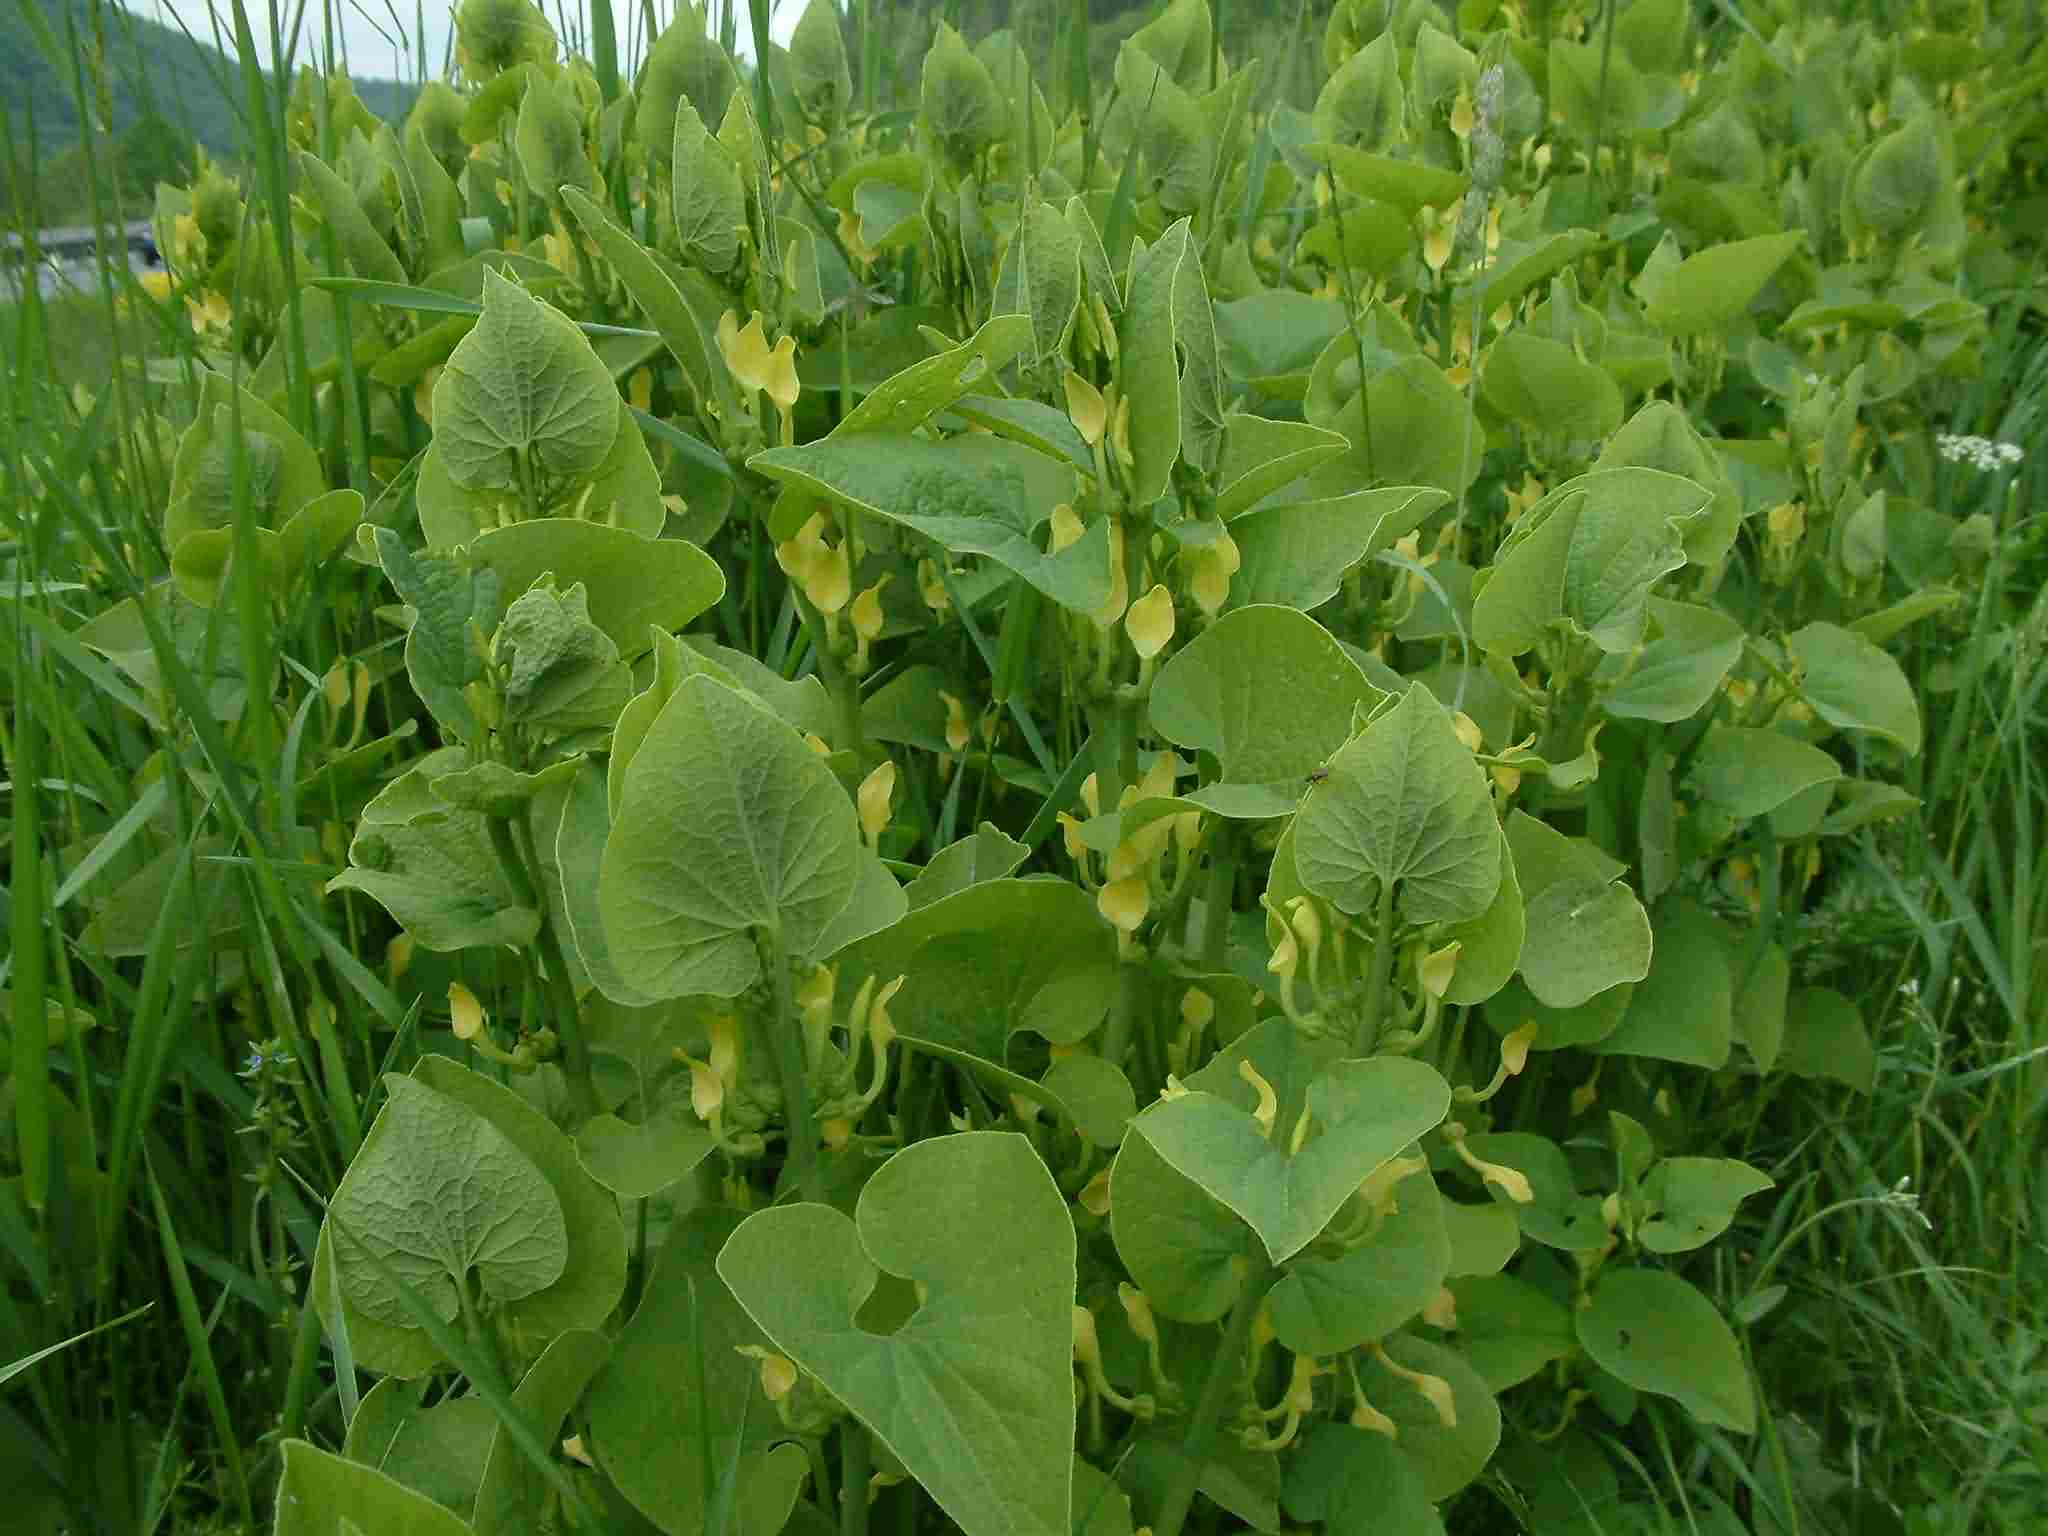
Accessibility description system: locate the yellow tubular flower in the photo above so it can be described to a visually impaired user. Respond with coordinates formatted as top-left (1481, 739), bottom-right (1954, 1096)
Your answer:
top-left (803, 538), bottom-right (851, 616)
top-left (1098, 875), bottom-right (1150, 933)
top-left (1417, 940), bottom-right (1462, 1000)
top-left (863, 974), bottom-right (903, 1053)
top-left (796, 969), bottom-right (835, 1056)
top-left (1358, 1154), bottom-right (1430, 1216)
top-left (1188, 527), bottom-right (1240, 617)
top-left (386, 932), bottom-right (415, 983)
top-left (1048, 502), bottom-right (1086, 554)
top-left (717, 308), bottom-right (801, 438)
top-left (1058, 811), bottom-right (1091, 866)
top-left (1110, 393), bottom-right (1134, 471)
top-left (1065, 371), bottom-right (1107, 446)
top-left (1422, 1286), bottom-right (1458, 1329)
top-left (684, 1055), bottom-right (725, 1122)
top-left (1238, 1060), bottom-right (1280, 1139)
top-left (775, 510), bottom-right (830, 582)
top-left (707, 1013), bottom-right (739, 1088)
top-left (1347, 1357), bottom-right (1400, 1438)
top-left (1080, 1166), bottom-right (1112, 1216)
top-left (1092, 521), bottom-right (1129, 628)
top-left (940, 691), bottom-right (972, 754)
top-left (917, 557), bottom-right (950, 614)
top-left (850, 576), bottom-right (890, 671)
top-left (1443, 1122), bottom-right (1535, 1203)
top-left (738, 1346), bottom-right (798, 1402)
top-left (1369, 1339), bottom-right (1458, 1429)
top-left (857, 760), bottom-right (896, 849)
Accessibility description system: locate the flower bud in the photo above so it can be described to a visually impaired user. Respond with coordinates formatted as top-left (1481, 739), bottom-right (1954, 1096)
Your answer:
top-left (448, 981), bottom-right (486, 1041)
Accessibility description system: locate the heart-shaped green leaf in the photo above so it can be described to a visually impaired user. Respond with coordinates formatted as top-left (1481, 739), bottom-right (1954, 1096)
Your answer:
top-left (1281, 1423), bottom-right (1442, 1536)
top-left (1150, 606), bottom-right (1385, 809)
top-left (275, 1440), bottom-right (474, 1536)
top-left (1266, 1157), bottom-right (1450, 1354)
top-left (1472, 468), bottom-right (1711, 657)
top-left (1595, 598), bottom-right (1745, 723)
top-left (1504, 811), bottom-right (1651, 1010)
top-left (834, 877), bottom-right (1118, 1067)
top-left (1295, 683), bottom-right (1503, 925)
top-left (718, 1133), bottom-right (1076, 1536)
top-left (434, 268), bottom-right (620, 493)
top-left (601, 675), bottom-right (864, 998)
top-left (1109, 1118), bottom-right (1259, 1323)
top-left (574, 1106), bottom-right (717, 1200)
top-left (469, 521), bottom-right (723, 654)
top-left (339, 1381), bottom-right (494, 1519)
top-left (1445, 1274), bottom-right (1575, 1392)
top-left (320, 1072), bottom-right (567, 1369)
top-left (1355, 1335), bottom-right (1501, 1500)
top-left (1597, 900), bottom-right (1734, 1067)
top-left (1229, 486), bottom-right (1448, 613)
top-left (1689, 727), bottom-right (1843, 817)
top-left (1133, 1055), bottom-right (1450, 1264)
top-left (1214, 414), bottom-right (1349, 518)
top-left (1638, 1158), bottom-right (1774, 1254)
top-left (750, 433), bottom-right (1106, 613)
top-left (1788, 621), bottom-right (1922, 754)
top-left (1576, 1268), bottom-right (1756, 1433)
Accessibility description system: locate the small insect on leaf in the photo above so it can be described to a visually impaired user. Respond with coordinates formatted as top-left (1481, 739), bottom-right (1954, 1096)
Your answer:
top-left (1306, 768), bottom-right (1330, 786)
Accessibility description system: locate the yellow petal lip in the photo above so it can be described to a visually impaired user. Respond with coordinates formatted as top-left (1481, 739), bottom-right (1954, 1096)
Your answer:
top-left (851, 576), bottom-right (890, 641)
top-left (716, 308), bottom-right (798, 410)
top-left (1098, 875), bottom-right (1150, 932)
top-left (857, 760), bottom-right (896, 847)
top-left (1126, 584), bottom-right (1176, 660)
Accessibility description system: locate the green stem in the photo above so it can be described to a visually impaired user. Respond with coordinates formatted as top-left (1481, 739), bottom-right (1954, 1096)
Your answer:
top-left (797, 589), bottom-right (864, 759)
top-left (1101, 958), bottom-right (1144, 1076)
top-left (1151, 1258), bottom-right (1272, 1536)
top-left (489, 815), bottom-right (599, 1118)
top-left (764, 927), bottom-right (827, 1203)
top-left (840, 1421), bottom-right (871, 1536)
top-left (1354, 879), bottom-right (1397, 1055)
top-left (1199, 821), bottom-right (1239, 972)
top-left (278, 1267), bottom-right (325, 1443)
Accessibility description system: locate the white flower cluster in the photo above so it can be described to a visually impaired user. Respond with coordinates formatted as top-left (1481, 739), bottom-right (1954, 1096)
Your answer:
top-left (1936, 432), bottom-right (2025, 471)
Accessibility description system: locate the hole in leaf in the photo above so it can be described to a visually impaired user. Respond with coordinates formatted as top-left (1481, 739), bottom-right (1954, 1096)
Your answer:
top-left (854, 1271), bottom-right (922, 1338)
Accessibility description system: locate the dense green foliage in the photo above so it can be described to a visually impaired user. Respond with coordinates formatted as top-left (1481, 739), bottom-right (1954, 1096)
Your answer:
top-left (3, 1), bottom-right (2047, 1534)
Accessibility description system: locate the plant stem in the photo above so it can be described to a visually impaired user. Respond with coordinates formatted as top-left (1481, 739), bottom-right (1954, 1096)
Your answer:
top-left (840, 1421), bottom-right (871, 1536)
top-left (1151, 1257), bottom-right (1272, 1536)
top-left (1101, 957), bottom-right (1144, 1075)
top-left (764, 926), bottom-right (827, 1203)
top-left (489, 814), bottom-right (599, 1117)
top-left (1199, 821), bottom-right (1239, 972)
top-left (1355, 879), bottom-right (1396, 1055)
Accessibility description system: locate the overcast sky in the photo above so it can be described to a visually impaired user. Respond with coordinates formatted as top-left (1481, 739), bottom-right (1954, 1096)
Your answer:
top-left (122, 0), bottom-right (805, 85)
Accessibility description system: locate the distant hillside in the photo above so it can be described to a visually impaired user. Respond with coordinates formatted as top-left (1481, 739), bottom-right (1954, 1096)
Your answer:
top-left (2, 0), bottom-right (415, 164)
